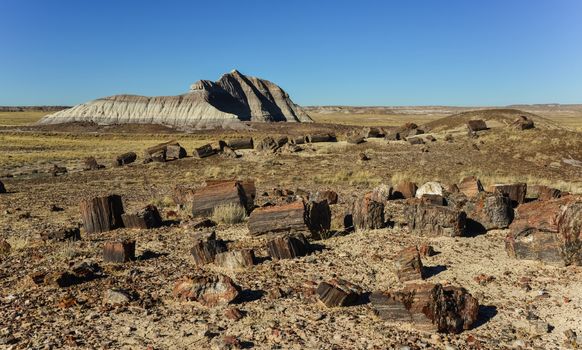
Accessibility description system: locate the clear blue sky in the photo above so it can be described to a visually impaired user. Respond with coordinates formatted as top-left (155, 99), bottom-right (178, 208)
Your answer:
top-left (1, 0), bottom-right (581, 106)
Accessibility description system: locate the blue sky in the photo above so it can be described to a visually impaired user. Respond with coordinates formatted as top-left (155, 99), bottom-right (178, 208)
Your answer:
top-left (1, 0), bottom-right (581, 106)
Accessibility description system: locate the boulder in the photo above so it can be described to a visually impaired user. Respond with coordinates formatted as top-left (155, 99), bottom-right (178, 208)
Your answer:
top-left (406, 203), bottom-right (466, 237)
top-left (416, 182), bottom-right (444, 198)
top-left (370, 283), bottom-right (479, 333)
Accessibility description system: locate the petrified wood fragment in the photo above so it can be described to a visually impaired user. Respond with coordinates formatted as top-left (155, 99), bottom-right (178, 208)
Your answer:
top-left (463, 192), bottom-right (513, 230)
top-left (316, 279), bottom-right (363, 307)
top-left (214, 249), bottom-right (256, 269)
top-left (352, 192), bottom-right (384, 231)
top-left (220, 138), bottom-right (254, 150)
top-left (394, 246), bottom-right (425, 282)
top-left (103, 240), bottom-right (135, 263)
top-left (191, 237), bottom-right (227, 266)
top-left (80, 195), bottom-right (124, 233)
top-left (191, 181), bottom-right (248, 217)
top-left (115, 152), bottom-right (137, 166)
top-left (248, 200), bottom-right (330, 237)
top-left (457, 176), bottom-right (484, 198)
top-left (122, 205), bottom-right (162, 229)
top-left (173, 274), bottom-right (240, 307)
top-left (406, 203), bottom-right (466, 237)
top-left (488, 183), bottom-right (527, 206)
top-left (267, 233), bottom-right (311, 260)
top-left (194, 144), bottom-right (216, 158)
top-left (393, 181), bottom-right (417, 199)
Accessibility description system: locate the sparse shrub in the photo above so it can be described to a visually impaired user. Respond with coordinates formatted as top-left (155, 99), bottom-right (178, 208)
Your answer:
top-left (212, 203), bottom-right (247, 225)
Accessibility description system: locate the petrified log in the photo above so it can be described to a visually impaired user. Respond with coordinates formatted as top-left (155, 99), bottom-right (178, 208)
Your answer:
top-left (370, 283), bottom-right (479, 333)
top-left (255, 136), bottom-right (288, 152)
top-left (103, 240), bottom-right (135, 263)
top-left (122, 205), bottom-right (162, 229)
top-left (463, 192), bottom-right (513, 231)
top-left (407, 137), bottom-right (424, 145)
top-left (466, 120), bottom-right (488, 132)
top-left (0, 181), bottom-right (5, 194)
top-left (352, 192), bottom-right (385, 231)
top-left (166, 144), bottom-right (187, 160)
top-left (115, 152), bottom-right (137, 166)
top-left (406, 203), bottom-right (466, 237)
top-left (316, 279), bottom-right (363, 307)
top-left (267, 233), bottom-right (311, 260)
top-left (194, 144), bottom-right (216, 158)
top-left (506, 197), bottom-right (582, 265)
top-left (80, 195), bottom-right (124, 233)
top-left (369, 184), bottom-right (393, 204)
top-left (488, 183), bottom-right (527, 206)
top-left (416, 182), bottom-right (444, 198)
top-left (191, 237), bottom-right (227, 266)
top-left (420, 194), bottom-right (446, 206)
top-left (312, 190), bottom-right (338, 205)
top-left (394, 246), bottom-right (425, 282)
top-left (214, 249), bottom-right (255, 269)
top-left (393, 181), bottom-right (417, 199)
top-left (384, 130), bottom-right (400, 141)
top-left (418, 244), bottom-right (436, 257)
top-left (220, 145), bottom-right (239, 159)
top-left (40, 227), bottom-right (81, 241)
top-left (221, 138), bottom-right (254, 150)
top-left (173, 274), bottom-right (241, 306)
top-left (191, 181), bottom-right (248, 217)
top-left (528, 185), bottom-right (562, 201)
top-left (458, 176), bottom-right (484, 198)
top-left (290, 136), bottom-right (306, 145)
top-left (51, 164), bottom-right (67, 176)
top-left (145, 141), bottom-right (186, 161)
top-left (362, 127), bottom-right (384, 138)
top-left (307, 133), bottom-right (335, 143)
top-left (511, 115), bottom-right (534, 130)
top-left (347, 135), bottom-right (365, 144)
top-left (84, 156), bottom-right (105, 171)
top-left (248, 200), bottom-right (331, 237)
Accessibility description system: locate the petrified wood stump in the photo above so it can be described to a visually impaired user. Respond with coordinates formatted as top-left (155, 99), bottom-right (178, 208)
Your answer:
top-left (352, 192), bottom-right (384, 231)
top-left (194, 144), bottom-right (216, 158)
top-left (267, 234), bottom-right (311, 260)
top-left (80, 195), bottom-right (124, 233)
top-left (103, 240), bottom-right (135, 263)
top-left (248, 200), bottom-right (331, 237)
top-left (191, 181), bottom-right (248, 217)
top-left (191, 237), bottom-right (227, 266)
top-left (214, 249), bottom-right (256, 269)
top-left (115, 152), bottom-right (137, 166)
top-left (122, 205), bottom-right (162, 229)
top-left (488, 183), bottom-right (527, 206)
top-left (370, 283), bottom-right (479, 333)
top-left (394, 246), bottom-right (425, 282)
top-left (406, 203), bottom-right (466, 237)
top-left (316, 279), bottom-right (363, 307)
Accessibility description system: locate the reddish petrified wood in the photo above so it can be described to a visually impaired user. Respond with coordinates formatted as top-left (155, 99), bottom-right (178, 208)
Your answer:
top-left (528, 185), bottom-right (562, 201)
top-left (406, 203), bottom-right (466, 237)
top-left (352, 192), bottom-right (384, 231)
top-left (191, 237), bottom-right (228, 266)
top-left (394, 246), bottom-right (425, 282)
top-left (316, 279), bottom-right (363, 307)
top-left (393, 181), bottom-right (418, 199)
top-left (122, 205), bottom-right (162, 229)
top-left (370, 283), bottom-right (479, 333)
top-left (248, 200), bottom-right (331, 237)
top-left (103, 240), bottom-right (135, 263)
top-left (457, 176), bottom-right (484, 198)
top-left (214, 249), bottom-right (256, 269)
top-left (191, 181), bottom-right (248, 217)
top-left (463, 191), bottom-right (513, 230)
top-left (173, 274), bottom-right (240, 307)
top-left (80, 195), bottom-right (125, 233)
top-left (266, 234), bottom-right (311, 260)
top-left (488, 183), bottom-right (527, 206)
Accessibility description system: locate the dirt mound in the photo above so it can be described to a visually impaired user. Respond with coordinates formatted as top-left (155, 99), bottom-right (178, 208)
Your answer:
top-left (423, 108), bottom-right (562, 132)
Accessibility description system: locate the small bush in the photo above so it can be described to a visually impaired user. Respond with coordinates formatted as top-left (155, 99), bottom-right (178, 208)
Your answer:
top-left (212, 203), bottom-right (247, 225)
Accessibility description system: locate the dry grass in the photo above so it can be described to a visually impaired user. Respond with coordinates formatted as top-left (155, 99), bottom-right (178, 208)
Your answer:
top-left (309, 112), bottom-right (443, 127)
top-left (6, 236), bottom-right (30, 251)
top-left (314, 169), bottom-right (382, 187)
top-left (212, 203), bottom-right (247, 225)
top-left (0, 111), bottom-right (49, 126)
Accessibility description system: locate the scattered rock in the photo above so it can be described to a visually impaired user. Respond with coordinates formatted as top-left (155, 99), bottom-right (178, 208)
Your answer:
top-left (416, 182), bottom-right (444, 198)
top-left (173, 273), bottom-right (241, 307)
top-left (103, 288), bottom-right (132, 305)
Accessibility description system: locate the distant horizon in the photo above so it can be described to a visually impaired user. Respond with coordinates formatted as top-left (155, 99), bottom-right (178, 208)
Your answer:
top-left (1, 1), bottom-right (581, 106)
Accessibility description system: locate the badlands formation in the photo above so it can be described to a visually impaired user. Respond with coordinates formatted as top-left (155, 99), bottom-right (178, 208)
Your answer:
top-left (38, 70), bottom-right (312, 127)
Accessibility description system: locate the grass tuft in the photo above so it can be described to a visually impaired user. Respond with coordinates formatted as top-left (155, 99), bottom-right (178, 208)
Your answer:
top-left (212, 203), bottom-right (247, 225)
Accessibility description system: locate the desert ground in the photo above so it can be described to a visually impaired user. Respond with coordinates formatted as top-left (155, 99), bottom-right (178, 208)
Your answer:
top-left (0, 107), bottom-right (581, 350)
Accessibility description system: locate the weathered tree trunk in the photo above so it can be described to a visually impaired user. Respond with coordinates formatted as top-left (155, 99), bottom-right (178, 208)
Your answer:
top-left (191, 237), bottom-right (227, 266)
top-left (306, 133), bottom-right (335, 143)
top-left (194, 144), bottom-right (216, 158)
top-left (80, 195), bottom-right (124, 233)
top-left (191, 181), bottom-right (248, 217)
top-left (487, 183), bottom-right (527, 206)
top-left (214, 249), bottom-right (256, 269)
top-left (370, 283), bottom-right (479, 334)
top-left (462, 192), bottom-right (513, 231)
top-left (393, 181), bottom-right (417, 199)
top-left (122, 205), bottom-right (162, 229)
top-left (103, 240), bottom-right (135, 263)
top-left (221, 138), bottom-right (254, 150)
top-left (255, 136), bottom-right (288, 152)
top-left (394, 246), bottom-right (425, 282)
top-left (352, 192), bottom-right (384, 231)
top-left (248, 200), bottom-right (331, 237)
top-left (115, 152), bottom-right (137, 166)
top-left (466, 120), bottom-right (488, 132)
top-left (84, 156), bottom-right (105, 171)
top-left (144, 141), bottom-right (186, 162)
top-left (267, 233), bottom-right (311, 260)
top-left (316, 279), bottom-right (363, 307)
top-left (457, 176), bottom-right (484, 197)
top-left (406, 203), bottom-right (466, 237)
